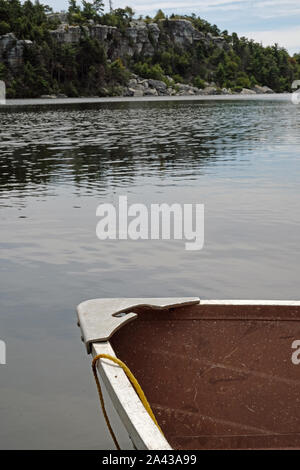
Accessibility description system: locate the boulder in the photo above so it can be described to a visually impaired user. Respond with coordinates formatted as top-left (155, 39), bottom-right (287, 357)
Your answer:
top-left (253, 85), bottom-right (265, 94)
top-left (126, 88), bottom-right (135, 96)
top-left (221, 88), bottom-right (231, 94)
top-left (167, 87), bottom-right (175, 95)
top-left (201, 86), bottom-right (218, 95)
top-left (137, 79), bottom-right (149, 88)
top-left (128, 78), bottom-right (138, 87)
top-left (148, 79), bottom-right (167, 91)
top-left (240, 88), bottom-right (256, 95)
top-left (263, 86), bottom-right (275, 94)
top-left (261, 85), bottom-right (275, 94)
top-left (253, 85), bottom-right (275, 94)
top-left (143, 88), bottom-right (158, 96)
top-left (132, 89), bottom-right (144, 97)
top-left (176, 83), bottom-right (191, 91)
top-left (132, 84), bottom-right (145, 91)
top-left (40, 94), bottom-right (57, 99)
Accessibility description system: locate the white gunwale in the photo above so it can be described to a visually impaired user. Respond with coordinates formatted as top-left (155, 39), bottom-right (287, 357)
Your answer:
top-left (201, 300), bottom-right (300, 305)
top-left (92, 341), bottom-right (172, 450)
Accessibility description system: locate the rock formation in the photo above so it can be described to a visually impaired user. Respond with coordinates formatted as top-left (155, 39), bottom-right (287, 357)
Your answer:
top-left (0, 17), bottom-right (275, 97)
top-left (49, 19), bottom-right (226, 61)
top-left (0, 33), bottom-right (33, 70)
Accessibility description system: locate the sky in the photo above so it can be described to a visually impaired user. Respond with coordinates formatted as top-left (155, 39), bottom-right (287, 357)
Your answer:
top-left (44, 0), bottom-right (300, 54)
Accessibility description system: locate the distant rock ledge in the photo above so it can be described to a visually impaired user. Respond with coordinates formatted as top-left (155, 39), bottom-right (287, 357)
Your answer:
top-left (0, 32), bottom-right (33, 70)
top-left (39, 79), bottom-right (275, 99)
top-left (38, 80), bottom-right (276, 99)
top-left (48, 19), bottom-right (226, 60)
top-left (120, 77), bottom-right (275, 97)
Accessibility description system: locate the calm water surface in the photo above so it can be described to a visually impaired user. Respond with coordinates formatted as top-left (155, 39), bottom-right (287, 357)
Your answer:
top-left (0, 96), bottom-right (300, 448)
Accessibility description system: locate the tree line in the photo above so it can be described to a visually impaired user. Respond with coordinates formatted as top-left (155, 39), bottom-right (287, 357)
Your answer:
top-left (0, 0), bottom-right (299, 97)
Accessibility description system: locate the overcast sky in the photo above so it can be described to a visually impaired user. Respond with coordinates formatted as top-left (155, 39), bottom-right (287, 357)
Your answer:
top-left (44, 0), bottom-right (300, 54)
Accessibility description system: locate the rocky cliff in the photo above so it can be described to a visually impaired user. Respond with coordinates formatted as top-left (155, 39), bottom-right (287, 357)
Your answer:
top-left (0, 16), bottom-right (276, 97)
top-left (48, 19), bottom-right (226, 62)
top-left (0, 33), bottom-right (33, 70)
top-left (0, 18), bottom-right (225, 71)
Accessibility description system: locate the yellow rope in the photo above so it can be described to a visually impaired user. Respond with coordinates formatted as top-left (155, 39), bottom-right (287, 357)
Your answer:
top-left (92, 354), bottom-right (120, 450)
top-left (92, 353), bottom-right (163, 449)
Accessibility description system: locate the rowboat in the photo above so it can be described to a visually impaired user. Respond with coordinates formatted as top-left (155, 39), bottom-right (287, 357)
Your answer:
top-left (77, 297), bottom-right (300, 450)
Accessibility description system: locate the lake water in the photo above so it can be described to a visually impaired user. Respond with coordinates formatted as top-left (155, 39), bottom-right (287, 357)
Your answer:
top-left (0, 95), bottom-right (300, 449)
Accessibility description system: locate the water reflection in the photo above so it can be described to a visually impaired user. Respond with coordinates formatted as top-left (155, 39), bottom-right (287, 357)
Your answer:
top-left (2, 99), bottom-right (295, 198)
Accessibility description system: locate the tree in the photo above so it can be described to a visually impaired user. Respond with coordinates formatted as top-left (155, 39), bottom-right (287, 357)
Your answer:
top-left (216, 63), bottom-right (225, 87)
top-left (0, 20), bottom-right (10, 35)
top-left (68, 0), bottom-right (80, 14)
top-left (90, 0), bottom-right (104, 15)
top-left (154, 9), bottom-right (165, 22)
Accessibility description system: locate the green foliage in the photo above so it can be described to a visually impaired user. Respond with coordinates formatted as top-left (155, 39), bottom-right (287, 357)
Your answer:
top-left (193, 76), bottom-right (206, 89)
top-left (171, 74), bottom-right (182, 83)
top-left (68, 0), bottom-right (104, 25)
top-left (153, 10), bottom-right (165, 22)
top-left (98, 6), bottom-right (134, 30)
top-left (236, 73), bottom-right (251, 89)
top-left (108, 58), bottom-right (130, 83)
top-left (1, 5), bottom-right (129, 99)
top-left (0, 62), bottom-right (6, 80)
top-left (0, 0), bottom-right (55, 42)
top-left (0, 20), bottom-right (10, 35)
top-left (215, 63), bottom-right (225, 87)
top-left (133, 62), bottom-right (165, 81)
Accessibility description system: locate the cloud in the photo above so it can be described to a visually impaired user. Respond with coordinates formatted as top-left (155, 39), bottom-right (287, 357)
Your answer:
top-left (114, 0), bottom-right (300, 17)
top-left (116, 0), bottom-right (247, 13)
top-left (245, 26), bottom-right (300, 54)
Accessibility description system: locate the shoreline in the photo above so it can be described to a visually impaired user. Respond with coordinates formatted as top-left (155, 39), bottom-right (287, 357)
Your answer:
top-left (0, 93), bottom-right (292, 108)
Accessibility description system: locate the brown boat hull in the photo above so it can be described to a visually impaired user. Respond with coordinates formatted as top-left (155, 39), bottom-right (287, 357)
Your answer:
top-left (110, 303), bottom-right (300, 450)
